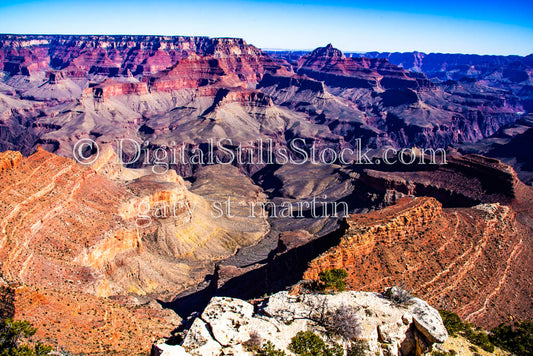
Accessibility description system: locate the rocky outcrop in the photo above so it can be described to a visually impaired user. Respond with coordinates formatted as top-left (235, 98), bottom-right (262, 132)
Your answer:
top-left (0, 146), bottom-right (136, 296)
top-left (1, 35), bottom-right (531, 356)
top-left (144, 47), bottom-right (284, 93)
top-left (356, 51), bottom-right (533, 85)
top-left (359, 154), bottom-right (520, 207)
top-left (297, 44), bottom-right (424, 90)
top-left (88, 78), bottom-right (149, 99)
top-left (0, 34), bottom-right (283, 88)
top-left (458, 114), bottom-right (533, 185)
top-left (265, 45), bottom-right (524, 149)
top-left (1, 36), bottom-right (526, 160)
top-left (0, 148), bottom-right (269, 296)
top-left (258, 72), bottom-right (327, 93)
top-left (0, 35), bottom-right (273, 75)
top-left (158, 289), bottom-right (447, 356)
top-left (0, 150), bottom-right (21, 172)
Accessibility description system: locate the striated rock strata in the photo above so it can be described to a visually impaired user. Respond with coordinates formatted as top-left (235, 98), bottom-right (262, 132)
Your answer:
top-left (0, 147), bottom-right (269, 353)
top-left (0, 36), bottom-right (526, 164)
top-left (0, 283), bottom-right (179, 355)
top-left (303, 193), bottom-right (533, 328)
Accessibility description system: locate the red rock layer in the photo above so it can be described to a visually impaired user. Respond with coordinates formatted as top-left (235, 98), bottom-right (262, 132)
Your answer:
top-left (87, 79), bottom-right (149, 99)
top-left (0, 147), bottom-right (137, 296)
top-left (297, 44), bottom-right (428, 89)
top-left (303, 193), bottom-right (533, 328)
top-left (0, 35), bottom-right (195, 75)
top-left (0, 150), bottom-right (22, 172)
top-left (0, 284), bottom-right (179, 355)
top-left (0, 35), bottom-right (286, 90)
top-left (146, 49), bottom-right (286, 92)
top-left (0, 148), bottom-right (270, 352)
top-left (0, 46), bottom-right (50, 75)
top-left (0, 148), bottom-right (184, 353)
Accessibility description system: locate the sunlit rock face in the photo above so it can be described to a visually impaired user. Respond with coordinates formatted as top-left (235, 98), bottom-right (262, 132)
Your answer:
top-left (0, 147), bottom-right (269, 296)
top-left (304, 176), bottom-right (533, 328)
top-left (0, 35), bottom-right (526, 163)
top-left (0, 34), bottom-right (532, 354)
top-left (166, 290), bottom-right (447, 356)
top-left (0, 147), bottom-right (270, 353)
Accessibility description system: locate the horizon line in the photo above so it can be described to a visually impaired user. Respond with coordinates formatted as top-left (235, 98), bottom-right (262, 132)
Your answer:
top-left (1, 33), bottom-right (531, 57)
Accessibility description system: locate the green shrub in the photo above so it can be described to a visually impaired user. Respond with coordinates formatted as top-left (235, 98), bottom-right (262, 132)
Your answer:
top-left (0, 318), bottom-right (52, 356)
top-left (318, 269), bottom-right (348, 292)
top-left (258, 340), bottom-right (286, 356)
top-left (464, 327), bottom-right (494, 353)
top-left (438, 310), bottom-right (464, 337)
top-left (438, 310), bottom-right (495, 352)
top-left (347, 340), bottom-right (370, 356)
top-left (33, 344), bottom-right (53, 356)
top-left (288, 331), bottom-right (343, 356)
top-left (1, 344), bottom-right (35, 356)
top-left (490, 320), bottom-right (533, 356)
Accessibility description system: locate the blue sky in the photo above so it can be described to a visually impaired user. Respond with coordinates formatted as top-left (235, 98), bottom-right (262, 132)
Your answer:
top-left (0, 0), bottom-right (532, 55)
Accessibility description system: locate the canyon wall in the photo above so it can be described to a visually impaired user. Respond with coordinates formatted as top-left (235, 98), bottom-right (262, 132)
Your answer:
top-left (303, 194), bottom-right (533, 328)
top-left (0, 148), bottom-right (270, 352)
top-left (0, 36), bottom-right (527, 162)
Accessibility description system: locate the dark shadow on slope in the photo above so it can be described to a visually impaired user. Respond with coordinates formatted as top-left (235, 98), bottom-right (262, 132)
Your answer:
top-left (160, 219), bottom-right (348, 319)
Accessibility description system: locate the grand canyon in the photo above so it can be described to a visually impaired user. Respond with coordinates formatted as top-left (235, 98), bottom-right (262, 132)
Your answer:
top-left (0, 33), bottom-right (532, 355)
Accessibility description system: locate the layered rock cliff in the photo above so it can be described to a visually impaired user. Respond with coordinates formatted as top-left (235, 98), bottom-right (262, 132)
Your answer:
top-left (0, 147), bottom-right (269, 296)
top-left (0, 147), bottom-right (270, 352)
top-left (359, 154), bottom-right (520, 207)
top-left (303, 193), bottom-right (533, 328)
top-left (1, 34), bottom-right (532, 354)
top-left (0, 283), bottom-right (179, 355)
top-left (0, 35), bottom-right (526, 162)
top-left (0, 35), bottom-right (281, 77)
top-left (355, 51), bottom-right (533, 87)
top-left (297, 44), bottom-right (427, 90)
